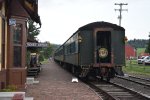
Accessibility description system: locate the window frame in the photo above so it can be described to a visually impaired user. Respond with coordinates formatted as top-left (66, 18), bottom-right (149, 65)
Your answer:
top-left (1, 18), bottom-right (5, 69)
top-left (13, 23), bottom-right (23, 67)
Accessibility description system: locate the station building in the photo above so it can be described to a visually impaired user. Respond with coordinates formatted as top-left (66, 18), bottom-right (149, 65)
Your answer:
top-left (0, 0), bottom-right (41, 90)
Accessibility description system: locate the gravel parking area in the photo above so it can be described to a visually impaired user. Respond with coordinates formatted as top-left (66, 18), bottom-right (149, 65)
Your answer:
top-left (26, 61), bottom-right (101, 100)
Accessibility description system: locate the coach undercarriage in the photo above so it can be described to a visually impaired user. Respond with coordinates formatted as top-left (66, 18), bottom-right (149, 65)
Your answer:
top-left (56, 59), bottom-right (123, 81)
top-left (60, 62), bottom-right (120, 81)
top-left (79, 65), bottom-right (123, 81)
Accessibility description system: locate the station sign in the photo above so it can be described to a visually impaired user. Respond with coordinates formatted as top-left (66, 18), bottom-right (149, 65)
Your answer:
top-left (9, 18), bottom-right (16, 25)
top-left (26, 42), bottom-right (48, 47)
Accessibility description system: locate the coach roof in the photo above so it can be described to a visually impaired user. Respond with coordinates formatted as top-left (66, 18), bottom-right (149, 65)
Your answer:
top-left (78, 21), bottom-right (125, 31)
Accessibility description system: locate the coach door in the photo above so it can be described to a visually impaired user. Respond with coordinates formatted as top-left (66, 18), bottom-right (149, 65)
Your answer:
top-left (95, 30), bottom-right (111, 64)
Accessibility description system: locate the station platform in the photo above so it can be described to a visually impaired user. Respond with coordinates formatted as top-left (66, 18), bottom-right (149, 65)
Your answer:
top-left (26, 60), bottom-right (101, 100)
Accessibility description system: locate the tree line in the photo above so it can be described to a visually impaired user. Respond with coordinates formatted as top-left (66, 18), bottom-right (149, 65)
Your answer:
top-left (127, 39), bottom-right (150, 53)
top-left (128, 39), bottom-right (148, 48)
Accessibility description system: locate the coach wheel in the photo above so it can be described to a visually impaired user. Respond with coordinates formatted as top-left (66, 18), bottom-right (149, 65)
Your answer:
top-left (106, 69), bottom-right (112, 82)
top-left (100, 76), bottom-right (103, 81)
top-left (63, 64), bottom-right (67, 69)
top-left (106, 77), bottom-right (110, 82)
top-left (71, 66), bottom-right (75, 74)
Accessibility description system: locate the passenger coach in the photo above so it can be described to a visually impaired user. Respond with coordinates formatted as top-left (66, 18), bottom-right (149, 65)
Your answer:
top-left (54, 21), bottom-right (125, 81)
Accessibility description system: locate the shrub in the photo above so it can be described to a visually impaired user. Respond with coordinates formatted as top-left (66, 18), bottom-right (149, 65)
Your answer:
top-left (1, 85), bottom-right (17, 92)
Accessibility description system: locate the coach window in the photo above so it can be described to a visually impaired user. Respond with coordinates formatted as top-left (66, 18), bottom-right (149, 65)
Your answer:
top-left (66, 45), bottom-right (70, 54)
top-left (64, 46), bottom-right (66, 55)
top-left (13, 23), bottom-right (22, 67)
top-left (70, 42), bottom-right (75, 53)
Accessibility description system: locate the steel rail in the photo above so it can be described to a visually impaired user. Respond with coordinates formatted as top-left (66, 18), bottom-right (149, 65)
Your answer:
top-left (110, 81), bottom-right (150, 100)
top-left (116, 75), bottom-right (150, 87)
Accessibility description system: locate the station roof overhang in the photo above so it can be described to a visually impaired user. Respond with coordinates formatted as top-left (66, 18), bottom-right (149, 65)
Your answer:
top-left (0, 0), bottom-right (4, 9)
top-left (0, 0), bottom-right (4, 3)
top-left (6, 0), bottom-right (41, 27)
top-left (20, 0), bottom-right (41, 27)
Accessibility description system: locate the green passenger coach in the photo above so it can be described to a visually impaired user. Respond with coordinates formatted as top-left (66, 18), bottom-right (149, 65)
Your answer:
top-left (54, 21), bottom-right (125, 81)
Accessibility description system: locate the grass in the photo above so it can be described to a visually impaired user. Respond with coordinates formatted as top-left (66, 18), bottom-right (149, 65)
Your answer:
top-left (123, 60), bottom-right (150, 76)
top-left (123, 47), bottom-right (150, 76)
top-left (41, 59), bottom-right (49, 64)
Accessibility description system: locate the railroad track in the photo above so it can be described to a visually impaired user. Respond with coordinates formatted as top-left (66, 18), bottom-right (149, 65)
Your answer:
top-left (128, 75), bottom-right (150, 81)
top-left (87, 80), bottom-right (150, 100)
top-left (116, 75), bottom-right (150, 87)
top-left (64, 64), bottom-right (150, 99)
top-left (110, 75), bottom-right (150, 99)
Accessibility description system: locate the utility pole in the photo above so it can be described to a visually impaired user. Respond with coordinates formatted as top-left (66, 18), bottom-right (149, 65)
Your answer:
top-left (145, 32), bottom-right (150, 53)
top-left (114, 3), bottom-right (128, 26)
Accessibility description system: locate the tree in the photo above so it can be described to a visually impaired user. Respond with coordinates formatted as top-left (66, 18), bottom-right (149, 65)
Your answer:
top-left (27, 20), bottom-right (40, 41)
top-left (42, 42), bottom-right (53, 59)
top-left (39, 53), bottom-right (44, 62)
top-left (128, 39), bottom-right (148, 48)
top-left (145, 35), bottom-right (150, 53)
top-left (26, 20), bottom-right (41, 65)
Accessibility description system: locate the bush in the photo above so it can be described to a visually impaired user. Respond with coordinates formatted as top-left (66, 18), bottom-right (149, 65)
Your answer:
top-left (39, 54), bottom-right (44, 62)
top-left (26, 51), bottom-right (31, 66)
top-left (1, 85), bottom-right (17, 92)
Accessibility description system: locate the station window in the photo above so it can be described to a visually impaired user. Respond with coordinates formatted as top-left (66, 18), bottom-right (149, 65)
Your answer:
top-left (1, 18), bottom-right (5, 68)
top-left (13, 24), bottom-right (22, 44)
top-left (14, 46), bottom-right (21, 66)
top-left (13, 23), bottom-right (22, 67)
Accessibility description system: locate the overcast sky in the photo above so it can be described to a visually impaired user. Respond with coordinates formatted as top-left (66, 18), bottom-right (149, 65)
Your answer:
top-left (37, 0), bottom-right (150, 44)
